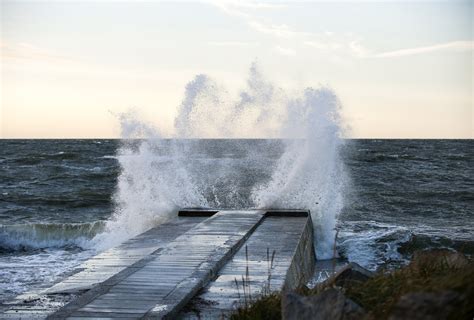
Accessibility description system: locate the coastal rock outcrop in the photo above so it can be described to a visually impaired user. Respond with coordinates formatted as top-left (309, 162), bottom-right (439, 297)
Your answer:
top-left (410, 249), bottom-right (469, 270)
top-left (330, 262), bottom-right (374, 288)
top-left (282, 288), bottom-right (365, 320)
top-left (388, 290), bottom-right (464, 320)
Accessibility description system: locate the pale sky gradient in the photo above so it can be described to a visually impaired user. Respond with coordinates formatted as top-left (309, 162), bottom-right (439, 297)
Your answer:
top-left (1, 0), bottom-right (472, 138)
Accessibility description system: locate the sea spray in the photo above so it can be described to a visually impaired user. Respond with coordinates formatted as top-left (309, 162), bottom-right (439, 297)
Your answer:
top-left (174, 65), bottom-right (286, 139)
top-left (96, 63), bottom-right (349, 258)
top-left (251, 88), bottom-right (347, 258)
top-left (92, 115), bottom-right (209, 250)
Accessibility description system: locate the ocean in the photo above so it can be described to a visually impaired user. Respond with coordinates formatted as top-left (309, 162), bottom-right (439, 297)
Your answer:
top-left (0, 139), bottom-right (473, 302)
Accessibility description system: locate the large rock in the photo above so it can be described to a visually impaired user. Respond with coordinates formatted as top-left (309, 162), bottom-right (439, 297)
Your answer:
top-left (410, 249), bottom-right (469, 270)
top-left (389, 291), bottom-right (463, 320)
top-left (282, 288), bottom-right (365, 320)
top-left (329, 262), bottom-right (374, 288)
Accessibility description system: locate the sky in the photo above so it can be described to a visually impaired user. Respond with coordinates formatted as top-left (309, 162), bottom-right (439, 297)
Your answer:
top-left (0, 0), bottom-right (472, 138)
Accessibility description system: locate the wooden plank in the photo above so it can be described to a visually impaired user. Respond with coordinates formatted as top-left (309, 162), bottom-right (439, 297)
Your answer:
top-left (43, 216), bottom-right (204, 295)
top-left (49, 210), bottom-right (265, 319)
top-left (179, 214), bottom-right (314, 318)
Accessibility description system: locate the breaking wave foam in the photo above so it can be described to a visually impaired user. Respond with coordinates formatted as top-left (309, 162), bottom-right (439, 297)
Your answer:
top-left (0, 221), bottom-right (104, 251)
top-left (94, 63), bottom-right (349, 259)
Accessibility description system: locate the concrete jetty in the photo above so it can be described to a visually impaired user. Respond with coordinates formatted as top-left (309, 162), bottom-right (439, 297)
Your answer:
top-left (1, 209), bottom-right (315, 319)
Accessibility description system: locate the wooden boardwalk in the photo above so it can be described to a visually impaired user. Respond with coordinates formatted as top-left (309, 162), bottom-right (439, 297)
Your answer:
top-left (1, 209), bottom-right (315, 319)
top-left (46, 217), bottom-right (207, 295)
top-left (180, 213), bottom-right (315, 319)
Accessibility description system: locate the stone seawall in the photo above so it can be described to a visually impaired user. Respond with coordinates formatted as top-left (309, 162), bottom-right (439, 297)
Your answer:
top-left (283, 213), bottom-right (315, 291)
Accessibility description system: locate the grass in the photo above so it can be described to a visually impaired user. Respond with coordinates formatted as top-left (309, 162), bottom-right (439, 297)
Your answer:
top-left (230, 246), bottom-right (280, 320)
top-left (230, 293), bottom-right (281, 320)
top-left (230, 251), bottom-right (474, 320)
top-left (344, 256), bottom-right (474, 319)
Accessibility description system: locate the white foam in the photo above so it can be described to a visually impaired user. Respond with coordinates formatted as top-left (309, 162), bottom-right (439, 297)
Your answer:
top-left (0, 248), bottom-right (93, 301)
top-left (0, 222), bottom-right (103, 250)
top-left (95, 63), bottom-right (349, 258)
top-left (338, 221), bottom-right (411, 270)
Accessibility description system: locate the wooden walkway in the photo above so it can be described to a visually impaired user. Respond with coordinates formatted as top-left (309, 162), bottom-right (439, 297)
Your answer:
top-left (46, 217), bottom-right (207, 295)
top-left (180, 213), bottom-right (315, 319)
top-left (1, 209), bottom-right (315, 319)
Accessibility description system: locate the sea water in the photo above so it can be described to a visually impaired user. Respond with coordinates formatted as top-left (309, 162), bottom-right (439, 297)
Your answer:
top-left (0, 139), bottom-right (472, 302)
top-left (1, 64), bottom-right (472, 301)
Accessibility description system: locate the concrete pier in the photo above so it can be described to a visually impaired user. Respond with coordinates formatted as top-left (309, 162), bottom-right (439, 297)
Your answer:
top-left (1, 209), bottom-right (315, 319)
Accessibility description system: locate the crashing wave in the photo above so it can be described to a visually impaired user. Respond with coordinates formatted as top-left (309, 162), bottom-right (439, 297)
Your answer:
top-left (0, 221), bottom-right (104, 251)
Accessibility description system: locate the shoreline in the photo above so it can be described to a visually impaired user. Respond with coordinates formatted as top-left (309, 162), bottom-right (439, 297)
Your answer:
top-left (231, 248), bottom-right (474, 319)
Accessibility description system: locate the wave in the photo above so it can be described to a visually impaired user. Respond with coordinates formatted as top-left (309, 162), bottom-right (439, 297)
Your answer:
top-left (415, 190), bottom-right (474, 201)
top-left (398, 233), bottom-right (474, 256)
top-left (60, 165), bottom-right (105, 172)
top-left (3, 194), bottom-right (112, 208)
top-left (95, 63), bottom-right (349, 257)
top-left (8, 152), bottom-right (81, 166)
top-left (44, 151), bottom-right (80, 160)
top-left (337, 220), bottom-right (474, 270)
top-left (0, 221), bottom-right (104, 252)
top-left (445, 153), bottom-right (470, 161)
top-left (10, 157), bottom-right (44, 166)
top-left (337, 221), bottom-right (411, 270)
top-left (354, 152), bottom-right (431, 163)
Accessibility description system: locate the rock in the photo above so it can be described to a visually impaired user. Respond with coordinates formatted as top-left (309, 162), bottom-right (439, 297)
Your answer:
top-left (411, 249), bottom-right (469, 270)
top-left (282, 288), bottom-right (365, 320)
top-left (389, 291), bottom-right (463, 320)
top-left (329, 262), bottom-right (374, 288)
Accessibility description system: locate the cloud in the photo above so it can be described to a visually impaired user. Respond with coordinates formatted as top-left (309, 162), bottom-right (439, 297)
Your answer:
top-left (209, 1), bottom-right (284, 20)
top-left (220, 1), bottom-right (287, 10)
top-left (211, 3), bottom-right (355, 59)
top-left (211, 1), bottom-right (252, 19)
top-left (209, 1), bottom-right (313, 57)
top-left (248, 21), bottom-right (311, 38)
top-left (209, 1), bottom-right (286, 13)
top-left (372, 41), bottom-right (474, 58)
top-left (208, 41), bottom-right (257, 47)
top-left (0, 40), bottom-right (75, 63)
top-left (303, 35), bottom-right (367, 60)
top-left (274, 45), bottom-right (296, 56)
top-left (304, 40), bottom-right (342, 51)
top-left (349, 40), bottom-right (370, 58)
top-left (305, 38), bottom-right (474, 60)
top-left (210, 1), bottom-right (304, 39)
top-left (210, 2), bottom-right (474, 62)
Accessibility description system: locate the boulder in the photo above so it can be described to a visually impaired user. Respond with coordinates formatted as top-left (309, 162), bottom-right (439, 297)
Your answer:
top-left (411, 249), bottom-right (469, 270)
top-left (389, 291), bottom-right (463, 320)
top-left (282, 288), bottom-right (365, 320)
top-left (329, 262), bottom-right (374, 288)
